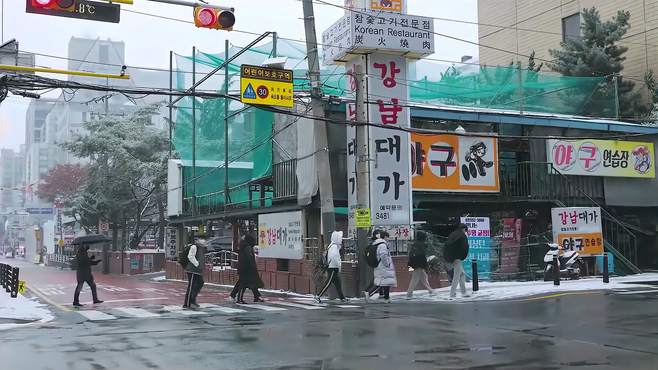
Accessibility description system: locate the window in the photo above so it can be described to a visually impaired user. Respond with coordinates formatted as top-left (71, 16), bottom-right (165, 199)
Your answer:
top-left (562, 13), bottom-right (581, 42)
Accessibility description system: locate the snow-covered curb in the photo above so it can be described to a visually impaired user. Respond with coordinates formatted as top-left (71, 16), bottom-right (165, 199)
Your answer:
top-left (400, 273), bottom-right (658, 303)
top-left (0, 294), bottom-right (54, 330)
top-left (163, 278), bottom-right (313, 298)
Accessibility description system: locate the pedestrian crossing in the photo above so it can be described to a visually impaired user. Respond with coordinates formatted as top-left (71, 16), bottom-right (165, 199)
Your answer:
top-left (73, 300), bottom-right (363, 322)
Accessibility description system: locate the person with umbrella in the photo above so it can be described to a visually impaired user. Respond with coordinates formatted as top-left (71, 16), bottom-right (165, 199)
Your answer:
top-left (72, 235), bottom-right (107, 307)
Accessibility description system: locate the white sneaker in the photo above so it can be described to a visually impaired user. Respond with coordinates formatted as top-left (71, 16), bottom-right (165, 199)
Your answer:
top-left (383, 298), bottom-right (391, 304)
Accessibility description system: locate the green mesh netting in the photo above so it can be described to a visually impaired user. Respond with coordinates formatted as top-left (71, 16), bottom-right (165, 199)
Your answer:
top-left (172, 40), bottom-right (614, 214)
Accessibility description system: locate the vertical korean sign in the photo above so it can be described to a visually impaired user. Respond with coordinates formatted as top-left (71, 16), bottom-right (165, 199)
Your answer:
top-left (460, 217), bottom-right (491, 279)
top-left (368, 54), bottom-right (412, 227)
top-left (551, 207), bottom-right (603, 255)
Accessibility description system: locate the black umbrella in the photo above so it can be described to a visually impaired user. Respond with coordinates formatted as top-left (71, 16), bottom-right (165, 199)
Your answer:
top-left (72, 234), bottom-right (111, 245)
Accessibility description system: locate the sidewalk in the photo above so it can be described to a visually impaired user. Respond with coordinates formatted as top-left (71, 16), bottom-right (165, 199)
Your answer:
top-left (398, 272), bottom-right (658, 303)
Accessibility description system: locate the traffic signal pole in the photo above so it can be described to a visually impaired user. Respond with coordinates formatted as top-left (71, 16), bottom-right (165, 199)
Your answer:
top-left (141, 0), bottom-right (232, 11)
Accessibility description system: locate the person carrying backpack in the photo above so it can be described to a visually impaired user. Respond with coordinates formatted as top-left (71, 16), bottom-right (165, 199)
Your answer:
top-left (406, 230), bottom-right (434, 299)
top-left (444, 223), bottom-right (470, 299)
top-left (183, 237), bottom-right (207, 309)
top-left (315, 230), bottom-right (348, 303)
top-left (364, 230), bottom-right (396, 303)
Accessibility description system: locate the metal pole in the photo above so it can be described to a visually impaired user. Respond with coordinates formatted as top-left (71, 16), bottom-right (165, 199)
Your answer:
top-left (355, 63), bottom-right (370, 295)
top-left (471, 259), bottom-right (479, 291)
top-left (272, 32), bottom-right (278, 58)
top-left (192, 46), bottom-right (197, 216)
top-left (302, 0), bottom-right (336, 241)
top-left (105, 78), bottom-right (109, 115)
top-left (552, 254), bottom-right (560, 286)
top-left (603, 253), bottom-right (609, 283)
top-left (613, 75), bottom-right (620, 120)
top-left (517, 66), bottom-right (524, 114)
top-left (169, 50), bottom-right (173, 158)
top-left (224, 39), bottom-right (229, 210)
top-left (143, 0), bottom-right (233, 10)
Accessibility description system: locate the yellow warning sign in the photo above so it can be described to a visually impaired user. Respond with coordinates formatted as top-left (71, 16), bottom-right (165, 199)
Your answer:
top-left (355, 208), bottom-right (372, 228)
top-left (240, 64), bottom-right (294, 108)
top-left (18, 280), bottom-right (26, 295)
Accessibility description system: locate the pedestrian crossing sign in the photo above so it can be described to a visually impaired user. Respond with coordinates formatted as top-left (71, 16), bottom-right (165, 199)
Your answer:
top-left (243, 83), bottom-right (256, 99)
top-left (18, 280), bottom-right (26, 295)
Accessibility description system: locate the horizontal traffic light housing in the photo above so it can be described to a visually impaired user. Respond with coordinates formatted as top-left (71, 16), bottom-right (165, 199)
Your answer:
top-left (193, 6), bottom-right (235, 31)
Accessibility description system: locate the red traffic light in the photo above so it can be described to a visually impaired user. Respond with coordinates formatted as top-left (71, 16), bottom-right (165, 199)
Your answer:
top-left (32, 0), bottom-right (55, 7)
top-left (31, 0), bottom-right (75, 11)
top-left (193, 6), bottom-right (235, 30)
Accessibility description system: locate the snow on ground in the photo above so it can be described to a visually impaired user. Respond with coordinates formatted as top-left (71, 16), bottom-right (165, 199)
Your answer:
top-left (150, 275), bottom-right (167, 281)
top-left (400, 273), bottom-right (658, 303)
top-left (0, 293), bottom-right (54, 330)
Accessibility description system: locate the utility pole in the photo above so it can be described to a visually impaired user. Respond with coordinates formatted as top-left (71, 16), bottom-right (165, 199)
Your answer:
top-left (301, 0), bottom-right (335, 242)
top-left (354, 63), bottom-right (370, 295)
top-left (169, 50), bottom-right (173, 157)
top-left (224, 39), bottom-right (229, 209)
top-left (192, 46), bottom-right (197, 215)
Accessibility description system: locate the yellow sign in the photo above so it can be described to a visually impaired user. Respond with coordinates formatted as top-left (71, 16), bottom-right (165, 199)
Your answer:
top-left (240, 64), bottom-right (294, 108)
top-left (355, 208), bottom-right (372, 228)
top-left (557, 232), bottom-right (604, 256)
top-left (370, 0), bottom-right (403, 12)
top-left (58, 239), bottom-right (65, 247)
top-left (548, 139), bottom-right (655, 178)
top-left (18, 280), bottom-right (26, 295)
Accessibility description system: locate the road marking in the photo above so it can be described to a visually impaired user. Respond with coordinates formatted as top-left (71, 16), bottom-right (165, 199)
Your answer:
top-left (75, 297), bottom-right (165, 305)
top-left (244, 304), bottom-right (288, 312)
top-left (268, 301), bottom-right (325, 310)
top-left (616, 289), bottom-right (658, 295)
top-left (114, 307), bottom-right (160, 318)
top-left (26, 286), bottom-right (71, 312)
top-left (204, 305), bottom-right (247, 314)
top-left (292, 299), bottom-right (328, 307)
top-left (336, 305), bottom-right (361, 308)
top-left (77, 310), bottom-right (117, 321)
top-left (162, 305), bottom-right (205, 315)
top-left (514, 291), bottom-right (601, 302)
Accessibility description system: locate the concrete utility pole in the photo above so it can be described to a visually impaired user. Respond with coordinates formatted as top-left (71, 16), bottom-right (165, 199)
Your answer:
top-left (301, 0), bottom-right (335, 242)
top-left (354, 63), bottom-right (371, 294)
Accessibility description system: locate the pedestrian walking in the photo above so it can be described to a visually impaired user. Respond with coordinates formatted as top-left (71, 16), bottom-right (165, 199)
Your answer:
top-left (364, 230), bottom-right (397, 303)
top-left (183, 238), bottom-right (207, 309)
top-left (315, 231), bottom-right (348, 303)
top-left (235, 234), bottom-right (264, 304)
top-left (72, 245), bottom-right (103, 307)
top-left (444, 223), bottom-right (470, 299)
top-left (406, 231), bottom-right (434, 299)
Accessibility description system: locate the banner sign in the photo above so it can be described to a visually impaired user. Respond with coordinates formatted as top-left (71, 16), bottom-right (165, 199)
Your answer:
top-left (166, 228), bottom-right (178, 260)
top-left (411, 134), bottom-right (500, 192)
top-left (551, 207), bottom-right (604, 255)
top-left (461, 216), bottom-right (491, 280)
top-left (322, 10), bottom-right (435, 64)
top-left (240, 64), bottom-right (294, 108)
top-left (547, 139), bottom-right (655, 178)
top-left (257, 211), bottom-right (304, 260)
top-left (499, 218), bottom-right (522, 274)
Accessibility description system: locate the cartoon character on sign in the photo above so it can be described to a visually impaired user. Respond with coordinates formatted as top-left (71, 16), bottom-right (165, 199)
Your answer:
top-left (462, 141), bottom-right (493, 181)
top-left (632, 145), bottom-right (652, 174)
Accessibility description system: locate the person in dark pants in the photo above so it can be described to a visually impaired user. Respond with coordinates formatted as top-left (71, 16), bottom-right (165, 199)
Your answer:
top-left (73, 245), bottom-right (102, 307)
top-left (183, 238), bottom-right (207, 309)
top-left (315, 231), bottom-right (348, 303)
top-left (235, 234), bottom-right (264, 304)
top-left (407, 230), bottom-right (434, 298)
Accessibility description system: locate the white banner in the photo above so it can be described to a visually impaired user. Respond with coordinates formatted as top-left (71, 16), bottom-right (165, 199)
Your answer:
top-left (551, 207), bottom-right (604, 255)
top-left (257, 211), bottom-right (304, 259)
top-left (345, 57), bottom-right (362, 239)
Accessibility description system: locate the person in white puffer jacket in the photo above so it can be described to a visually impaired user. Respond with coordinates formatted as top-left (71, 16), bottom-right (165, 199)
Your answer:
top-left (315, 231), bottom-right (348, 303)
top-left (365, 230), bottom-right (397, 303)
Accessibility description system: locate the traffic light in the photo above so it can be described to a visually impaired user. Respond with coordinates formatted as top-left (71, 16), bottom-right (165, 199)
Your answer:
top-left (31, 0), bottom-right (76, 12)
top-left (193, 6), bottom-right (235, 31)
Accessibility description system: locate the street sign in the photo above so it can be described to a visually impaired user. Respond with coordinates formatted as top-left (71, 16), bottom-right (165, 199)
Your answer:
top-left (355, 208), bottom-right (371, 228)
top-left (58, 239), bottom-right (65, 247)
top-left (18, 280), bottom-right (26, 295)
top-left (25, 0), bottom-right (121, 23)
top-left (240, 64), bottom-right (294, 108)
top-left (26, 208), bottom-right (54, 215)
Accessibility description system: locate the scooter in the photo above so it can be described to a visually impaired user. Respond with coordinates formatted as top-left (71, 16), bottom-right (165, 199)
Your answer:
top-left (543, 243), bottom-right (583, 281)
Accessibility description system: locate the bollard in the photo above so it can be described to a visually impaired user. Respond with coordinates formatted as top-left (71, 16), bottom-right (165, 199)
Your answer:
top-left (553, 254), bottom-right (560, 286)
top-left (0, 264), bottom-right (5, 289)
top-left (4, 265), bottom-right (10, 293)
top-left (10, 267), bottom-right (19, 298)
top-left (471, 259), bottom-right (479, 292)
top-left (603, 253), bottom-right (609, 283)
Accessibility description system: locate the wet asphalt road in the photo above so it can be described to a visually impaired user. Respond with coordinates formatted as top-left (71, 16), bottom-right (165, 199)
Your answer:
top-left (2, 288), bottom-right (658, 369)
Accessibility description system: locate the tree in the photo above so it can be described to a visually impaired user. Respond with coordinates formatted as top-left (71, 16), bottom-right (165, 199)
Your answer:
top-left (548, 7), bottom-right (649, 119)
top-left (38, 164), bottom-right (87, 206)
top-left (64, 105), bottom-right (169, 250)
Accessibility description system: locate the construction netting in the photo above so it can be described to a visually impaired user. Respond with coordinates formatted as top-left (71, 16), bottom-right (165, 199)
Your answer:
top-left (172, 39), bottom-right (615, 214)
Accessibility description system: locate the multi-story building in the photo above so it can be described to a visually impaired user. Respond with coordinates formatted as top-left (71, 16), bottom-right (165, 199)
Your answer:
top-left (477, 0), bottom-right (657, 91)
top-left (0, 147), bottom-right (25, 212)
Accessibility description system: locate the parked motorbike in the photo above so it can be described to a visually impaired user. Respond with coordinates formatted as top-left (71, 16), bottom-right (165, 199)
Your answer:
top-left (543, 243), bottom-right (583, 281)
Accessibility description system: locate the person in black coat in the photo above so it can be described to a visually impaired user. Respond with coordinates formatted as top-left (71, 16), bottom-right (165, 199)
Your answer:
top-left (406, 231), bottom-right (434, 298)
top-left (444, 223), bottom-right (470, 298)
top-left (73, 245), bottom-right (103, 307)
top-left (235, 234), bottom-right (264, 304)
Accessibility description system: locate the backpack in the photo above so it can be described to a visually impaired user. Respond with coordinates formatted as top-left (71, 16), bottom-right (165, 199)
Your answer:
top-left (365, 242), bottom-right (383, 268)
top-left (178, 244), bottom-right (192, 268)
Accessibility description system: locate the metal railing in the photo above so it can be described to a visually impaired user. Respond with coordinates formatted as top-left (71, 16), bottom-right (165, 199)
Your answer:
top-left (273, 159), bottom-right (297, 200)
top-left (0, 263), bottom-right (20, 298)
top-left (205, 250), bottom-right (238, 268)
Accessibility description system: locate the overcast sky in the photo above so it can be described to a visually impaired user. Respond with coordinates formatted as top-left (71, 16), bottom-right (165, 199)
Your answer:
top-left (0, 0), bottom-right (478, 152)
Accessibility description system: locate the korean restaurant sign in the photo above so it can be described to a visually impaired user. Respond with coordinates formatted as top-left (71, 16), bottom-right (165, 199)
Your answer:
top-left (551, 207), bottom-right (604, 256)
top-left (411, 134), bottom-right (500, 192)
top-left (547, 139), bottom-right (655, 178)
top-left (257, 211), bottom-right (304, 260)
top-left (322, 11), bottom-right (435, 64)
top-left (344, 0), bottom-right (405, 13)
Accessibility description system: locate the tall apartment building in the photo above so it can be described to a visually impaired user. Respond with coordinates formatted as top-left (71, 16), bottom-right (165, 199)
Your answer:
top-left (477, 1), bottom-right (658, 87)
top-left (0, 148), bottom-right (25, 212)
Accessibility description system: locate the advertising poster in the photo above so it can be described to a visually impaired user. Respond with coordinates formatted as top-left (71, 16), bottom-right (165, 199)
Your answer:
top-left (460, 217), bottom-right (491, 280)
top-left (257, 211), bottom-right (304, 260)
top-left (551, 207), bottom-right (604, 256)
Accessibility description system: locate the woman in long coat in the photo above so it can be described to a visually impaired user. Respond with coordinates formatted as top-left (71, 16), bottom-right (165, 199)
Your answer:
top-left (236, 234), bottom-right (264, 304)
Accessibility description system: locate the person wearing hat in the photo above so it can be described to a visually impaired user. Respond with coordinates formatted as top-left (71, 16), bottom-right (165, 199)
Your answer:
top-left (444, 223), bottom-right (470, 299)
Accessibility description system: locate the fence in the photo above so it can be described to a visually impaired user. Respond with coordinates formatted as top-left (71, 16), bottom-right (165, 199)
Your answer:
top-left (0, 263), bottom-right (20, 298)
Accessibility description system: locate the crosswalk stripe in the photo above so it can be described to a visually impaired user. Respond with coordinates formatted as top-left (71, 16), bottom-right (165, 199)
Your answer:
top-left (243, 304), bottom-right (288, 311)
top-left (268, 301), bottom-right (325, 310)
top-left (114, 307), bottom-right (160, 318)
top-left (292, 299), bottom-right (327, 307)
top-left (205, 305), bottom-right (247, 314)
top-left (616, 289), bottom-right (658, 295)
top-left (77, 310), bottom-right (117, 321)
top-left (336, 305), bottom-right (361, 308)
top-left (162, 305), bottom-right (205, 315)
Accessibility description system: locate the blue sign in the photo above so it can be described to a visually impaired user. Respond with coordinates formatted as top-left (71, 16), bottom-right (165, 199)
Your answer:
top-left (26, 208), bottom-right (54, 215)
top-left (243, 83), bottom-right (256, 99)
top-left (463, 237), bottom-right (492, 280)
top-left (596, 253), bottom-right (614, 274)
